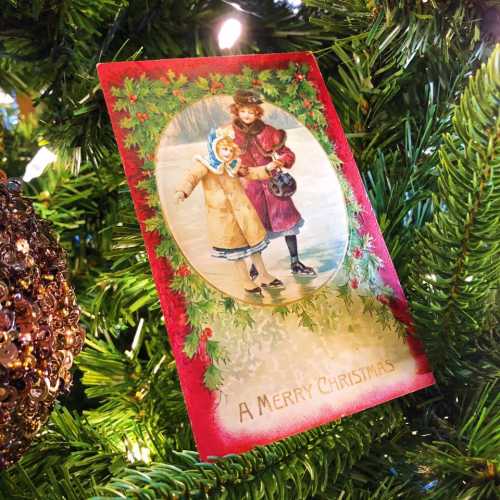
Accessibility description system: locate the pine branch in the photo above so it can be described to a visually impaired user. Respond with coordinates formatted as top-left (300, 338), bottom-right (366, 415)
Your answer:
top-left (315, 476), bottom-right (408, 499)
top-left (0, 402), bottom-right (403, 499)
top-left (0, 0), bottom-right (328, 169)
top-left (314, 383), bottom-right (500, 499)
top-left (77, 330), bottom-right (191, 456)
top-left (408, 45), bottom-right (500, 382)
top-left (93, 403), bottom-right (404, 499)
top-left (408, 382), bottom-right (500, 499)
top-left (24, 159), bottom-right (164, 332)
top-left (0, 405), bottom-right (122, 499)
top-left (305, 0), bottom-right (485, 269)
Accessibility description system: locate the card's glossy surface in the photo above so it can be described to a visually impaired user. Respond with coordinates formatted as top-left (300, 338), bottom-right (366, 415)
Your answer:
top-left (98, 52), bottom-right (434, 460)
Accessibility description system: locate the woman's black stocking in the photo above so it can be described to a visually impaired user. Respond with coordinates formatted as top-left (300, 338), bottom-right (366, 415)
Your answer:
top-left (285, 235), bottom-right (299, 264)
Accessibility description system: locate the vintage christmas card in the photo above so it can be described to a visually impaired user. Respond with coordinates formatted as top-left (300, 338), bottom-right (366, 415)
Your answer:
top-left (97, 52), bottom-right (434, 460)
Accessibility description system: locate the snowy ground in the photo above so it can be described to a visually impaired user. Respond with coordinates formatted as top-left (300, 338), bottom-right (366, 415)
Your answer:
top-left (156, 126), bottom-right (349, 306)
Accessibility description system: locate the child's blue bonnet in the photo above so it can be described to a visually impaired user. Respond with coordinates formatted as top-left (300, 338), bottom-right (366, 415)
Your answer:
top-left (205, 128), bottom-right (239, 175)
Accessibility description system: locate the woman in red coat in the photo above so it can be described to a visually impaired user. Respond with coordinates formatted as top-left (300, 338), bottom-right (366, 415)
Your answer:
top-left (230, 90), bottom-right (316, 277)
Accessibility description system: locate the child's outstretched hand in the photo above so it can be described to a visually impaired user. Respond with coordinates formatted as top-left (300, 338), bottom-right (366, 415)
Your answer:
top-left (175, 191), bottom-right (186, 204)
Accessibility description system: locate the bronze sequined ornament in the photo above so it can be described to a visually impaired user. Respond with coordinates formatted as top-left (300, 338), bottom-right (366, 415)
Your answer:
top-left (0, 173), bottom-right (84, 469)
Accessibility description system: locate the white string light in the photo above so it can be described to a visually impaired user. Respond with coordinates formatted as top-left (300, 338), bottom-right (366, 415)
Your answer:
top-left (218, 18), bottom-right (242, 50)
top-left (23, 147), bottom-right (57, 182)
top-left (0, 89), bottom-right (14, 105)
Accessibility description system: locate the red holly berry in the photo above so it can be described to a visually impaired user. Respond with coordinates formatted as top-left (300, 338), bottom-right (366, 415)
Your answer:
top-left (252, 79), bottom-right (262, 87)
top-left (129, 95), bottom-right (137, 103)
top-left (210, 81), bottom-right (224, 94)
top-left (295, 73), bottom-right (305, 82)
top-left (176, 264), bottom-right (191, 278)
top-left (136, 112), bottom-right (149, 123)
top-left (303, 99), bottom-right (312, 109)
top-left (201, 327), bottom-right (213, 340)
top-left (350, 278), bottom-right (359, 289)
top-left (352, 247), bottom-right (363, 259)
top-left (377, 294), bottom-right (390, 305)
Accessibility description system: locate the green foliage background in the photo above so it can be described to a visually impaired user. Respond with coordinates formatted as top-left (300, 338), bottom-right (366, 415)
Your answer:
top-left (0, 1), bottom-right (498, 498)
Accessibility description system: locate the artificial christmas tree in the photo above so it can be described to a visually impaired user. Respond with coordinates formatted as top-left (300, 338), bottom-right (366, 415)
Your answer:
top-left (0, 1), bottom-right (498, 498)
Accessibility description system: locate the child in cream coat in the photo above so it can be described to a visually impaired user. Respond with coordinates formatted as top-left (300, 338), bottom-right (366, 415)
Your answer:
top-left (175, 128), bottom-right (284, 295)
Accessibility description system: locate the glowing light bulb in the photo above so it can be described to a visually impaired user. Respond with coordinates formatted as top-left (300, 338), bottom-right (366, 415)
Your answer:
top-left (23, 147), bottom-right (57, 182)
top-left (218, 18), bottom-right (242, 50)
top-left (0, 89), bottom-right (14, 105)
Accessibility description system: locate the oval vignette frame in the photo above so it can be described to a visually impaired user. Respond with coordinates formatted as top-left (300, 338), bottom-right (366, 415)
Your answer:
top-left (155, 95), bottom-right (349, 306)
